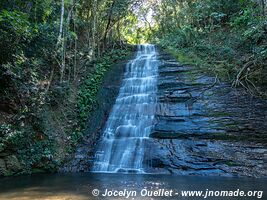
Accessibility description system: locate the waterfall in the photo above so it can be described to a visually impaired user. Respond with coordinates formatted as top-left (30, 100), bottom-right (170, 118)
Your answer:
top-left (92, 44), bottom-right (158, 173)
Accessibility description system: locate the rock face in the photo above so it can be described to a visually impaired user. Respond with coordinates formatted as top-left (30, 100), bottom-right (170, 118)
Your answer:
top-left (0, 155), bottom-right (22, 176)
top-left (143, 50), bottom-right (267, 177)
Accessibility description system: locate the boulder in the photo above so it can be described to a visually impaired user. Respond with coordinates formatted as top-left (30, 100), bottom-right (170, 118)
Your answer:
top-left (5, 155), bottom-right (22, 173)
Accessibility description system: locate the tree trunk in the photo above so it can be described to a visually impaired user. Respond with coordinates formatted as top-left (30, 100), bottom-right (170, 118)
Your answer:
top-left (57, 0), bottom-right (65, 45)
top-left (103, 0), bottom-right (116, 50)
top-left (117, 20), bottom-right (122, 47)
top-left (261, 0), bottom-right (265, 16)
top-left (73, 0), bottom-right (77, 80)
top-left (92, 0), bottom-right (97, 60)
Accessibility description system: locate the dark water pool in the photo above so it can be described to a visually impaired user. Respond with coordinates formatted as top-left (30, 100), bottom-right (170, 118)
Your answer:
top-left (0, 173), bottom-right (266, 199)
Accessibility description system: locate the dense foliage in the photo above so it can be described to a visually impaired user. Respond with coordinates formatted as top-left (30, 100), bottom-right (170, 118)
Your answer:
top-left (0, 0), bottom-right (138, 175)
top-left (151, 0), bottom-right (267, 95)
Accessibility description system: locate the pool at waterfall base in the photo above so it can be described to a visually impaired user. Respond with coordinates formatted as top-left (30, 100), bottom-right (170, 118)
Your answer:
top-left (0, 173), bottom-right (266, 199)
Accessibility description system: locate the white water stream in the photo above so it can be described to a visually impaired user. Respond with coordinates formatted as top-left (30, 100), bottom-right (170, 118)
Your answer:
top-left (92, 44), bottom-right (158, 173)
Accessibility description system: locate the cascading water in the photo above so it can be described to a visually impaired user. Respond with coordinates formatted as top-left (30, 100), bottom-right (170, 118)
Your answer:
top-left (92, 44), bottom-right (158, 173)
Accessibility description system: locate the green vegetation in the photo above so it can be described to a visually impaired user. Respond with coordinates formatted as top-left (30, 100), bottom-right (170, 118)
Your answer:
top-left (1, 48), bottom-right (133, 176)
top-left (0, 0), bottom-right (136, 175)
top-left (150, 0), bottom-right (267, 96)
top-left (78, 49), bottom-right (130, 124)
top-left (73, 48), bottom-right (132, 147)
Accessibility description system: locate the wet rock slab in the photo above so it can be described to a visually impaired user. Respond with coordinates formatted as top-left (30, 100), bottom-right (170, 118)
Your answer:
top-left (143, 139), bottom-right (266, 177)
top-left (146, 50), bottom-right (267, 177)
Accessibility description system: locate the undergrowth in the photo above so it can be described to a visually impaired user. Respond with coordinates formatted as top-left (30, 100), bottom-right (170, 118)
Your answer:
top-left (65, 48), bottom-right (132, 152)
top-left (154, 1), bottom-right (267, 96)
top-left (0, 46), bottom-right (133, 176)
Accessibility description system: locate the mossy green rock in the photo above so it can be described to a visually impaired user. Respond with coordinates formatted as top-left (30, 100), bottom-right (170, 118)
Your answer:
top-left (5, 155), bottom-right (22, 173)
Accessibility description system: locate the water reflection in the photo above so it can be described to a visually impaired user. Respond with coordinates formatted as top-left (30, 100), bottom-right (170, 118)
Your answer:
top-left (0, 173), bottom-right (266, 199)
